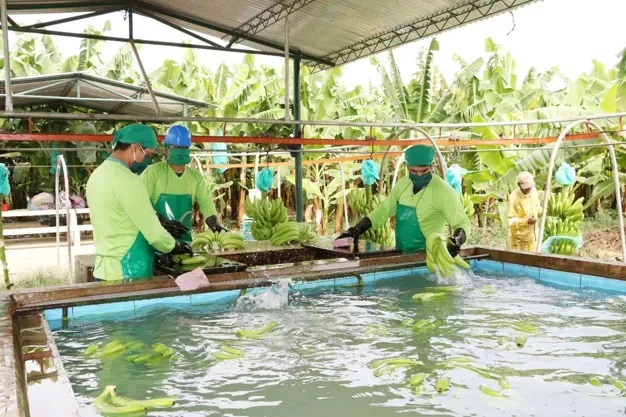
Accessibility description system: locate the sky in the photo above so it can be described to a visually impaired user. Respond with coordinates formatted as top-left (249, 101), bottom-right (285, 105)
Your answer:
top-left (5, 0), bottom-right (626, 90)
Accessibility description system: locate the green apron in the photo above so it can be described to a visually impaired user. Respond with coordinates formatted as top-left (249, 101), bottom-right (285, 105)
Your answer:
top-left (154, 193), bottom-right (194, 243)
top-left (119, 233), bottom-right (153, 280)
top-left (394, 183), bottom-right (427, 253)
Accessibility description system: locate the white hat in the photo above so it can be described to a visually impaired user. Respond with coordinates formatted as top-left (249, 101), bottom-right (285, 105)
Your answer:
top-left (516, 171), bottom-right (535, 189)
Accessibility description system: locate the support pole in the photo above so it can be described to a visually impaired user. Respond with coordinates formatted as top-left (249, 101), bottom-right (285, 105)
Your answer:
top-left (293, 56), bottom-right (303, 222)
top-left (284, 16), bottom-right (290, 121)
top-left (130, 40), bottom-right (161, 117)
top-left (1, 0), bottom-right (13, 111)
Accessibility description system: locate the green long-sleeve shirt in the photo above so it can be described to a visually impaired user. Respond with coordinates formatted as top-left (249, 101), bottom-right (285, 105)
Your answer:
top-left (368, 175), bottom-right (471, 240)
top-left (86, 159), bottom-right (175, 280)
top-left (140, 161), bottom-right (217, 219)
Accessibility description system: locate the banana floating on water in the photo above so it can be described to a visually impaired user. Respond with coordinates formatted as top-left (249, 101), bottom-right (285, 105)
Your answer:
top-left (235, 321), bottom-right (278, 339)
top-left (93, 385), bottom-right (176, 414)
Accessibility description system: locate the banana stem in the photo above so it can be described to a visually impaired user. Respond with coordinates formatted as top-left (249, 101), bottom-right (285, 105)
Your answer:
top-left (0, 208), bottom-right (11, 290)
top-left (365, 185), bottom-right (372, 205)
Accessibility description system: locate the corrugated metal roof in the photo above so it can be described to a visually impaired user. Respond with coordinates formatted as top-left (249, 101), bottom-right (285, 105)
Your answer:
top-left (0, 72), bottom-right (212, 116)
top-left (5, 0), bottom-right (538, 69)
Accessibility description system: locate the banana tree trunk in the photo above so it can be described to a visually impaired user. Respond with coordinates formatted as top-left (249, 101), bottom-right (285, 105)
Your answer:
top-left (0, 208), bottom-right (11, 290)
top-left (237, 163), bottom-right (246, 228)
top-left (334, 200), bottom-right (344, 233)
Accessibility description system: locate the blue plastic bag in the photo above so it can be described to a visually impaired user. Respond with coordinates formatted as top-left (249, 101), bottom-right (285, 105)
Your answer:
top-left (361, 160), bottom-right (380, 186)
top-left (540, 235), bottom-right (583, 254)
top-left (212, 129), bottom-right (228, 174)
top-left (555, 162), bottom-right (576, 186)
top-left (0, 163), bottom-right (10, 196)
top-left (446, 164), bottom-right (468, 195)
top-left (256, 167), bottom-right (274, 192)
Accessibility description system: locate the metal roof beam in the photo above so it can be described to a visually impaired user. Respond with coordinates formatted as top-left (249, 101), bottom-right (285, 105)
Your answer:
top-left (308, 0), bottom-right (535, 71)
top-left (225, 0), bottom-right (319, 47)
top-left (6, 1), bottom-right (127, 12)
top-left (21, 7), bottom-right (124, 29)
top-left (136, 7), bottom-right (222, 48)
top-left (136, 3), bottom-right (333, 67)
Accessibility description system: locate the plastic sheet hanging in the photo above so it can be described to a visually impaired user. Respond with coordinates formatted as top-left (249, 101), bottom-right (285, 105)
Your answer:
top-left (0, 163), bottom-right (10, 196)
top-left (256, 167), bottom-right (274, 193)
top-left (212, 129), bottom-right (228, 174)
top-left (555, 162), bottom-right (576, 186)
top-left (445, 164), bottom-right (468, 195)
top-left (49, 142), bottom-right (60, 175)
top-left (361, 160), bottom-right (380, 186)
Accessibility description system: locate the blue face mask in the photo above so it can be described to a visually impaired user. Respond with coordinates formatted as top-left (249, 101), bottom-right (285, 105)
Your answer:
top-left (409, 172), bottom-right (432, 189)
top-left (130, 147), bottom-right (153, 174)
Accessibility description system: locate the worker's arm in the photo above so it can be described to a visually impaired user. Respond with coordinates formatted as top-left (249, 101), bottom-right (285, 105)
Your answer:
top-left (194, 171), bottom-right (218, 218)
top-left (440, 182), bottom-right (471, 240)
top-left (507, 193), bottom-right (528, 228)
top-left (367, 180), bottom-right (404, 229)
top-left (120, 178), bottom-right (176, 253)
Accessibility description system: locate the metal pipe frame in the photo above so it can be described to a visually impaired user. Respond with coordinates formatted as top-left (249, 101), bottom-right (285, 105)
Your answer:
top-left (1, 0), bottom-right (13, 111)
top-left (0, 111), bottom-right (624, 130)
top-left (293, 56), bottom-right (303, 222)
top-left (54, 154), bottom-right (74, 279)
top-left (0, 94), bottom-right (196, 105)
top-left (21, 7), bottom-right (124, 29)
top-left (537, 119), bottom-right (626, 263)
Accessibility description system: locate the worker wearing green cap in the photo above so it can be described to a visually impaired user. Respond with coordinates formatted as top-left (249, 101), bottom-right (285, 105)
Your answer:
top-left (86, 123), bottom-right (192, 281)
top-left (336, 144), bottom-right (470, 254)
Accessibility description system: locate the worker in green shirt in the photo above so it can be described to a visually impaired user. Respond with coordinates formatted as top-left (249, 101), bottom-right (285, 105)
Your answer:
top-left (86, 124), bottom-right (192, 281)
top-left (140, 125), bottom-right (226, 245)
top-left (336, 145), bottom-right (470, 255)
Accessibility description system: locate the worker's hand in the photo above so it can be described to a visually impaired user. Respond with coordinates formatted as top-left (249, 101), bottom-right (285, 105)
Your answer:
top-left (527, 217), bottom-right (537, 225)
top-left (335, 217), bottom-right (372, 251)
top-left (157, 213), bottom-right (189, 239)
top-left (206, 215), bottom-right (228, 233)
top-left (170, 240), bottom-right (193, 256)
top-left (154, 251), bottom-right (174, 269)
top-left (447, 228), bottom-right (467, 258)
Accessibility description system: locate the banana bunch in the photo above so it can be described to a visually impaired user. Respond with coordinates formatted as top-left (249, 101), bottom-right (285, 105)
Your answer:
top-left (245, 197), bottom-right (288, 241)
top-left (190, 229), bottom-right (245, 252)
top-left (548, 237), bottom-right (578, 255)
top-left (425, 233), bottom-right (470, 276)
top-left (545, 217), bottom-right (581, 237)
top-left (347, 185), bottom-right (393, 245)
top-left (545, 187), bottom-right (585, 255)
top-left (269, 221), bottom-right (316, 246)
top-left (460, 193), bottom-right (475, 219)
top-left (214, 231), bottom-right (245, 250)
top-left (547, 188), bottom-right (584, 222)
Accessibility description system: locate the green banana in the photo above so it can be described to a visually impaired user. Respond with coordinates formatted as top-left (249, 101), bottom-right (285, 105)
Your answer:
top-left (220, 345), bottom-right (245, 356)
top-left (435, 377), bottom-right (451, 392)
top-left (515, 336), bottom-right (526, 347)
top-left (589, 377), bottom-right (602, 387)
top-left (235, 321), bottom-right (278, 339)
top-left (370, 358), bottom-right (423, 368)
top-left (181, 255), bottom-right (207, 265)
top-left (84, 344), bottom-right (99, 356)
top-left (498, 377), bottom-right (510, 389)
top-left (480, 385), bottom-right (504, 397)
top-left (412, 292), bottom-right (447, 302)
top-left (409, 373), bottom-right (427, 387)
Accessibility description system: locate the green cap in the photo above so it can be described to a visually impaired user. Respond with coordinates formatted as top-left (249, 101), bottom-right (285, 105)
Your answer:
top-left (405, 144), bottom-right (435, 166)
top-left (111, 124), bottom-right (158, 149)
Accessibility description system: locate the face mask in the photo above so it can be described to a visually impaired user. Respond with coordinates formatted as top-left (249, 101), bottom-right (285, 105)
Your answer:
top-left (167, 148), bottom-right (191, 165)
top-left (409, 172), bottom-right (432, 189)
top-left (130, 147), bottom-right (153, 174)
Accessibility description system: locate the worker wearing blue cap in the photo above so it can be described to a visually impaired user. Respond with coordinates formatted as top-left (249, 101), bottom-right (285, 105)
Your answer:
top-left (86, 124), bottom-right (193, 281)
top-left (336, 145), bottom-right (470, 254)
top-left (141, 125), bottom-right (225, 244)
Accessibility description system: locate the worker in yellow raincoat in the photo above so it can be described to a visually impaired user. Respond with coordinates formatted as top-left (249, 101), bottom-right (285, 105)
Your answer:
top-left (507, 171), bottom-right (542, 251)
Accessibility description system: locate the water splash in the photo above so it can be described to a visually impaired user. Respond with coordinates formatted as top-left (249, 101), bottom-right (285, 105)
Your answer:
top-left (433, 267), bottom-right (474, 286)
top-left (234, 278), bottom-right (293, 311)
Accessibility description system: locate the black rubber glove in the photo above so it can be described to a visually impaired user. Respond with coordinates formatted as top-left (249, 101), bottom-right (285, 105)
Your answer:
top-left (336, 217), bottom-right (372, 250)
top-left (154, 251), bottom-right (174, 269)
top-left (447, 228), bottom-right (467, 258)
top-left (170, 240), bottom-right (193, 256)
top-left (206, 215), bottom-right (228, 233)
top-left (156, 213), bottom-right (189, 239)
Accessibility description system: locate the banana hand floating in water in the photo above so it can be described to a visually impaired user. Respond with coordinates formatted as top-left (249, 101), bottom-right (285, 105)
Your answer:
top-left (92, 385), bottom-right (176, 414)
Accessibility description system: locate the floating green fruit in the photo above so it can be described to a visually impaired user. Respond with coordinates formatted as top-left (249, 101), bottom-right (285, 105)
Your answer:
top-left (515, 337), bottom-right (526, 348)
top-left (424, 286), bottom-right (461, 293)
top-left (84, 344), bottom-right (98, 356)
top-left (435, 377), bottom-right (451, 392)
top-left (482, 286), bottom-right (495, 294)
top-left (614, 379), bottom-right (625, 391)
top-left (412, 292), bottom-right (447, 302)
top-left (589, 377), bottom-right (602, 387)
top-left (480, 385), bottom-right (504, 397)
top-left (235, 322), bottom-right (278, 339)
top-left (409, 373), bottom-right (427, 387)
top-left (498, 377), bottom-right (510, 389)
